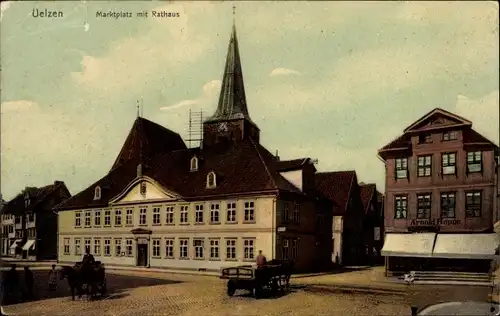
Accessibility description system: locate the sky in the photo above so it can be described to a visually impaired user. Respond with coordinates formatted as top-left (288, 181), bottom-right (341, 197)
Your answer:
top-left (0, 1), bottom-right (499, 200)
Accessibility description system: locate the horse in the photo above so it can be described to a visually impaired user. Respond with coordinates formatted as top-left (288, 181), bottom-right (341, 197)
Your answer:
top-left (58, 265), bottom-right (84, 301)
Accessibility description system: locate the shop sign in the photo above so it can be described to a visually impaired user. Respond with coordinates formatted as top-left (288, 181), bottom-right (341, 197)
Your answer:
top-left (409, 218), bottom-right (461, 226)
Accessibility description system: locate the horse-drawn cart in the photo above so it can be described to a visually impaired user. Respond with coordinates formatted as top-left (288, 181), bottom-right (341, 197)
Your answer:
top-left (220, 261), bottom-right (292, 298)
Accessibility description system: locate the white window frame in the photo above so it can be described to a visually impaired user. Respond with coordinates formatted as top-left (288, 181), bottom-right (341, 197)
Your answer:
top-left (442, 152), bottom-right (457, 175)
top-left (210, 203), bottom-right (220, 224)
top-left (126, 209), bottom-right (133, 226)
top-left (244, 201), bottom-right (255, 222)
top-left (139, 208), bottom-right (147, 225)
top-left (94, 210), bottom-right (101, 226)
top-left (165, 238), bottom-right (174, 258)
top-left (180, 205), bottom-right (189, 224)
top-left (195, 204), bottom-right (204, 224)
top-left (226, 202), bottom-right (237, 223)
top-left (74, 238), bottom-right (81, 255)
top-left (114, 209), bottom-right (122, 226)
top-left (190, 157), bottom-right (198, 171)
top-left (104, 210), bottom-right (111, 226)
top-left (94, 238), bottom-right (101, 256)
top-left (206, 171), bottom-right (216, 188)
top-left (165, 206), bottom-right (174, 225)
top-left (125, 239), bottom-right (133, 257)
top-left (84, 211), bottom-right (92, 227)
top-left (152, 207), bottom-right (161, 225)
top-left (194, 239), bottom-right (204, 259)
top-left (104, 238), bottom-right (111, 256)
top-left (152, 239), bottom-right (161, 258)
top-left (209, 239), bottom-right (220, 260)
top-left (115, 238), bottom-right (122, 256)
top-left (75, 212), bottom-right (81, 227)
top-left (84, 238), bottom-right (91, 253)
top-left (467, 151), bottom-right (482, 173)
top-left (179, 238), bottom-right (189, 259)
top-left (243, 238), bottom-right (255, 261)
top-left (225, 238), bottom-right (237, 261)
top-left (293, 203), bottom-right (300, 224)
top-left (63, 238), bottom-right (70, 255)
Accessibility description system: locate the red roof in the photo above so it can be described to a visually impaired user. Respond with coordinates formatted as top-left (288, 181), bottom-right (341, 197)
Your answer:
top-left (315, 171), bottom-right (356, 215)
top-left (57, 139), bottom-right (303, 210)
top-left (110, 117), bottom-right (187, 171)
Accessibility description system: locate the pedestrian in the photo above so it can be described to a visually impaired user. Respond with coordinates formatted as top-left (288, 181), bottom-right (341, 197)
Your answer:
top-left (48, 264), bottom-right (58, 291)
top-left (256, 250), bottom-right (267, 268)
top-left (4, 264), bottom-right (19, 304)
top-left (23, 266), bottom-right (34, 301)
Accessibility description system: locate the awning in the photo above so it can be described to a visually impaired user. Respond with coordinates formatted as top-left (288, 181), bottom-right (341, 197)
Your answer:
top-left (9, 239), bottom-right (22, 249)
top-left (22, 239), bottom-right (36, 251)
top-left (433, 234), bottom-right (500, 259)
top-left (381, 233), bottom-right (436, 257)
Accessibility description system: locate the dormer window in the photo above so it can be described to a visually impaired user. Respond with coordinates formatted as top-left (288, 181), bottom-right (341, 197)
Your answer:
top-left (418, 134), bottom-right (432, 144)
top-left (206, 171), bottom-right (217, 189)
top-left (24, 192), bottom-right (30, 207)
top-left (94, 186), bottom-right (101, 200)
top-left (190, 156), bottom-right (198, 171)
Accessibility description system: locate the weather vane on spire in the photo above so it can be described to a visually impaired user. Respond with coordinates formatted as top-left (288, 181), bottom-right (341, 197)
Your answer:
top-left (232, 4), bottom-right (236, 23)
top-left (136, 100), bottom-right (140, 118)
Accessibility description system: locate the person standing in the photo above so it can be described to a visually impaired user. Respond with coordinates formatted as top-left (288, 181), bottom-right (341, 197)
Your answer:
top-left (48, 264), bottom-right (58, 291)
top-left (256, 250), bottom-right (267, 268)
top-left (23, 266), bottom-right (34, 301)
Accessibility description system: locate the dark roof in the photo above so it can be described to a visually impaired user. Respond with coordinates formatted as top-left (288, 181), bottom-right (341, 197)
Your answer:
top-left (359, 183), bottom-right (376, 214)
top-left (463, 128), bottom-right (499, 147)
top-left (204, 24), bottom-right (257, 127)
top-left (110, 117), bottom-right (187, 171)
top-left (4, 181), bottom-right (68, 215)
top-left (276, 158), bottom-right (310, 172)
top-left (315, 171), bottom-right (356, 215)
top-left (57, 139), bottom-right (303, 210)
top-left (379, 134), bottom-right (412, 151)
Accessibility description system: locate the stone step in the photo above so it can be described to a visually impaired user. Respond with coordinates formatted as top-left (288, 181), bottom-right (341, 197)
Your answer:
top-left (412, 271), bottom-right (489, 277)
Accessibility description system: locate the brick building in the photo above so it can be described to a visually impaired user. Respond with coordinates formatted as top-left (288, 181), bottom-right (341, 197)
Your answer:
top-left (379, 108), bottom-right (499, 274)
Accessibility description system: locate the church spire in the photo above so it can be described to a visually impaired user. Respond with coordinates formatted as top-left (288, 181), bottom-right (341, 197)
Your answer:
top-left (205, 7), bottom-right (254, 125)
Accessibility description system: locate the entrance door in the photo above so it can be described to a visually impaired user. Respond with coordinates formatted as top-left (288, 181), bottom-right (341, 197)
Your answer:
top-left (137, 244), bottom-right (148, 267)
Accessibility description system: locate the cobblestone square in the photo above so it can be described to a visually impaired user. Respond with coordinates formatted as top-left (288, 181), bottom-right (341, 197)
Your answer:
top-left (2, 268), bottom-right (493, 316)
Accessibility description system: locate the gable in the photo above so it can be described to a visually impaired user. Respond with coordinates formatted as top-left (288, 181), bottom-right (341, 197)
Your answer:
top-left (404, 108), bottom-right (471, 133)
top-left (109, 177), bottom-right (180, 204)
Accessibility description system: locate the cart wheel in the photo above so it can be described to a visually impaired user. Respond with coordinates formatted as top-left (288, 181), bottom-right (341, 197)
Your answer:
top-left (227, 280), bottom-right (236, 297)
top-left (253, 285), bottom-right (262, 299)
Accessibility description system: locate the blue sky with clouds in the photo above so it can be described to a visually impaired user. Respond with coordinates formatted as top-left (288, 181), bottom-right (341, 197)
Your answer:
top-left (1, 1), bottom-right (498, 200)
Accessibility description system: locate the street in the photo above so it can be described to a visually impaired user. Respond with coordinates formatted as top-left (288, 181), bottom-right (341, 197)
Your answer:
top-left (0, 268), bottom-right (494, 316)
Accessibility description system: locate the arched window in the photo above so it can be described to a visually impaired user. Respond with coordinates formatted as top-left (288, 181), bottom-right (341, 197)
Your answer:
top-left (94, 186), bottom-right (101, 200)
top-left (190, 156), bottom-right (198, 171)
top-left (206, 171), bottom-right (216, 188)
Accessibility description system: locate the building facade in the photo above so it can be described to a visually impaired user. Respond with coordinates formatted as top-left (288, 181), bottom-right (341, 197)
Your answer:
top-left (379, 108), bottom-right (499, 274)
top-left (55, 22), bottom-right (335, 273)
top-left (1, 181), bottom-right (71, 260)
top-left (359, 183), bottom-right (385, 264)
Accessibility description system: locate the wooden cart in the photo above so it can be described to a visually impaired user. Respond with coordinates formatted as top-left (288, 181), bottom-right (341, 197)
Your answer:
top-left (220, 264), bottom-right (289, 298)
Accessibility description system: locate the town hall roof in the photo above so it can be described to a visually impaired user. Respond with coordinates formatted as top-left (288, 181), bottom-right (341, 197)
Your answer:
top-left (56, 137), bottom-right (303, 210)
top-left (110, 117), bottom-right (187, 171)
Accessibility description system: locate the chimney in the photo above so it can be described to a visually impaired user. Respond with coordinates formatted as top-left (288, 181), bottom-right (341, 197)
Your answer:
top-left (137, 163), bottom-right (143, 177)
top-left (275, 150), bottom-right (280, 161)
top-left (54, 181), bottom-right (63, 186)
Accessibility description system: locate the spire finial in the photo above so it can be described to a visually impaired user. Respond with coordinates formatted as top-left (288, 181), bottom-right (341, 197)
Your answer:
top-left (232, 4), bottom-right (236, 24)
top-left (136, 100), bottom-right (140, 118)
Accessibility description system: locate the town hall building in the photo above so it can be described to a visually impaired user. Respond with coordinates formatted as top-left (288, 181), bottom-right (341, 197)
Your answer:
top-left (55, 22), bottom-right (346, 272)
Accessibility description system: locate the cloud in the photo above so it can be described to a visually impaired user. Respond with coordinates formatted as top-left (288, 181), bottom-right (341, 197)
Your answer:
top-left (1, 100), bottom-right (39, 113)
top-left (269, 68), bottom-right (301, 77)
top-left (160, 80), bottom-right (221, 111)
top-left (0, 1), bottom-right (12, 21)
top-left (455, 90), bottom-right (499, 145)
top-left (71, 2), bottom-right (216, 94)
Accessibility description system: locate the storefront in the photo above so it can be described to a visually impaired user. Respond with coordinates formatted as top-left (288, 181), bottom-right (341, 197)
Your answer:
top-left (382, 232), bottom-right (500, 274)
